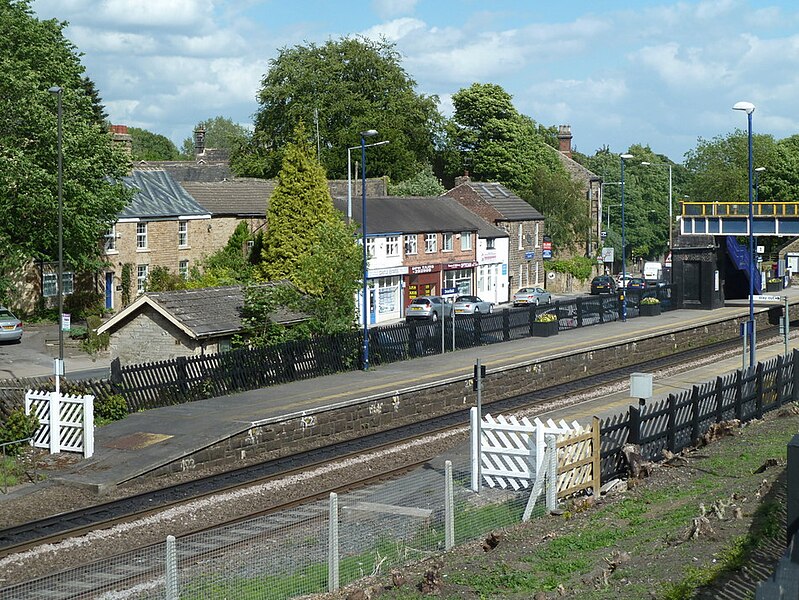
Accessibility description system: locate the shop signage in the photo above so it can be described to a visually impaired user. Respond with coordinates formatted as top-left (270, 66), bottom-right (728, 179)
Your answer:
top-left (410, 264), bottom-right (441, 275)
top-left (524, 251), bottom-right (535, 260)
top-left (445, 261), bottom-right (478, 270)
top-left (367, 265), bottom-right (409, 278)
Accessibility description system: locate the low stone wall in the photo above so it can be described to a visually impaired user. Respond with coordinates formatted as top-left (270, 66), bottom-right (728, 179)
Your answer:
top-left (146, 308), bottom-right (781, 480)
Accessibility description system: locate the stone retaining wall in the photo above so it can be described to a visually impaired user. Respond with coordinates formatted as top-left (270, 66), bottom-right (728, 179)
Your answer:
top-left (146, 309), bottom-right (781, 480)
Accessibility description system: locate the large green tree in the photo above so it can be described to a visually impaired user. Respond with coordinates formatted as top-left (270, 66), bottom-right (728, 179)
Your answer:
top-left (181, 116), bottom-right (250, 158)
top-left (0, 0), bottom-right (130, 305)
top-left (234, 37), bottom-right (440, 181)
top-left (129, 127), bottom-right (181, 161)
top-left (441, 83), bottom-right (564, 192)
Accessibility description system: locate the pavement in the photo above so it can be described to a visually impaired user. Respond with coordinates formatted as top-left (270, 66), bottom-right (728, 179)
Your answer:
top-left (7, 289), bottom-right (799, 497)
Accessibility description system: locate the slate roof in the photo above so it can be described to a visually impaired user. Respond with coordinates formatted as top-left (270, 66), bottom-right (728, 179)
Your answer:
top-left (181, 178), bottom-right (275, 217)
top-left (333, 196), bottom-right (508, 238)
top-left (135, 161), bottom-right (233, 183)
top-left (448, 182), bottom-right (544, 221)
top-left (117, 170), bottom-right (211, 220)
top-left (97, 284), bottom-right (306, 339)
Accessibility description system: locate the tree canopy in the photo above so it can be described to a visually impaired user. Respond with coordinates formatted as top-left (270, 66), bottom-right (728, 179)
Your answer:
top-left (129, 127), bottom-right (181, 161)
top-left (181, 116), bottom-right (250, 158)
top-left (388, 164), bottom-right (446, 197)
top-left (233, 37), bottom-right (440, 181)
top-left (441, 83), bottom-right (564, 192)
top-left (0, 0), bottom-right (130, 305)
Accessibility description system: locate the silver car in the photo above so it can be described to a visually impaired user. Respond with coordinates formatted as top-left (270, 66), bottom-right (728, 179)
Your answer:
top-left (512, 287), bottom-right (552, 307)
top-left (405, 296), bottom-right (453, 322)
top-left (453, 295), bottom-right (493, 315)
top-left (0, 307), bottom-right (23, 342)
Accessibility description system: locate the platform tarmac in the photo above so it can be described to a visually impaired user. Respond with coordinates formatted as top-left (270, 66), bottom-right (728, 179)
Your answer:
top-left (28, 288), bottom-right (799, 495)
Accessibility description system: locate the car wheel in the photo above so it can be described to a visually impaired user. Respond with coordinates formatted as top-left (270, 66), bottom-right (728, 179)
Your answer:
top-left (488, 304), bottom-right (493, 314)
top-left (547, 296), bottom-right (552, 304)
top-left (431, 312), bottom-right (438, 323)
top-left (535, 298), bottom-right (540, 306)
top-left (474, 306), bottom-right (480, 314)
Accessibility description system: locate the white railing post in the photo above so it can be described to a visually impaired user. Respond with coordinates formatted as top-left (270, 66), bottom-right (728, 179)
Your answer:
top-left (545, 434), bottom-right (557, 511)
top-left (50, 391), bottom-right (61, 454)
top-left (470, 407), bottom-right (479, 492)
top-left (445, 460), bottom-right (454, 550)
top-left (328, 492), bottom-right (339, 592)
top-left (83, 395), bottom-right (94, 458)
top-left (165, 534), bottom-right (178, 600)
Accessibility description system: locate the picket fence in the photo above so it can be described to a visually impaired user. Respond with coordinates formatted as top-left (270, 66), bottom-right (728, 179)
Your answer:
top-left (24, 390), bottom-right (94, 458)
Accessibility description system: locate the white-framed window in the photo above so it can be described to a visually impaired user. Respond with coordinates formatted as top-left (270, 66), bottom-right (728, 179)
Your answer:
top-left (179, 260), bottom-right (189, 279)
top-left (136, 222), bottom-right (148, 250)
top-left (247, 240), bottom-right (255, 253)
top-left (460, 232), bottom-right (472, 251)
top-left (534, 222), bottom-right (540, 247)
top-left (178, 221), bottom-right (188, 247)
top-left (386, 236), bottom-right (400, 257)
top-left (42, 272), bottom-right (74, 297)
top-left (424, 233), bottom-right (437, 253)
top-left (442, 232), bottom-right (453, 252)
top-left (104, 225), bottom-right (117, 253)
top-left (404, 234), bottom-right (417, 255)
top-left (137, 264), bottom-right (148, 294)
top-left (366, 238), bottom-right (376, 258)
top-left (486, 238), bottom-right (496, 250)
top-left (518, 224), bottom-right (523, 250)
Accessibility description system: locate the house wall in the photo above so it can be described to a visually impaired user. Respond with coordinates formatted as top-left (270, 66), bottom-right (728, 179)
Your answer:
top-left (497, 219), bottom-right (544, 293)
top-left (476, 237), bottom-right (510, 305)
top-left (108, 308), bottom-right (221, 364)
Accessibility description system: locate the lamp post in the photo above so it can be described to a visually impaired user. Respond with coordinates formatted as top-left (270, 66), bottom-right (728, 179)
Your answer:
top-left (620, 153), bottom-right (634, 322)
top-left (605, 204), bottom-right (621, 230)
top-left (733, 101), bottom-right (756, 368)
top-left (347, 140), bottom-right (389, 223)
top-left (360, 129), bottom-right (378, 371)
top-left (48, 86), bottom-right (64, 395)
top-left (640, 161), bottom-right (673, 267)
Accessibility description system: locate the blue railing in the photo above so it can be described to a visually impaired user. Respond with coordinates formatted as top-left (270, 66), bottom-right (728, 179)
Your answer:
top-left (726, 236), bottom-right (762, 294)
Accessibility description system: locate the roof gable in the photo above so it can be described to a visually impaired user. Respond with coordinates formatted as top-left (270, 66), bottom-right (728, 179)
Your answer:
top-left (445, 182), bottom-right (543, 222)
top-left (118, 170), bottom-right (211, 220)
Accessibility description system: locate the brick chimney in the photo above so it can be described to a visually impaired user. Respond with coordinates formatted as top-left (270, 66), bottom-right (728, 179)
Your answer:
top-left (454, 171), bottom-right (471, 187)
top-left (194, 126), bottom-right (206, 157)
top-left (109, 124), bottom-right (132, 156)
top-left (557, 125), bottom-right (572, 157)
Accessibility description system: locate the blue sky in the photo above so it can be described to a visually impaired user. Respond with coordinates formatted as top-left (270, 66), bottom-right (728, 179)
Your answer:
top-left (33, 0), bottom-right (799, 165)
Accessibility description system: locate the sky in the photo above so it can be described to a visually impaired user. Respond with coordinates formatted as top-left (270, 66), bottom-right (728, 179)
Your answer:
top-left (32, 0), bottom-right (799, 164)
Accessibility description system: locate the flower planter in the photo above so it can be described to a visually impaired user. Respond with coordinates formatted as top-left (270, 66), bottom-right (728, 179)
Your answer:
top-left (531, 320), bottom-right (559, 337)
top-left (639, 303), bottom-right (661, 317)
top-left (767, 281), bottom-right (782, 292)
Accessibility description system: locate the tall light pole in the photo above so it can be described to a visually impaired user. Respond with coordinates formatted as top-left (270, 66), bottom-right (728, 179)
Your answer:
top-left (360, 129), bottom-right (378, 371)
top-left (347, 139), bottom-right (389, 223)
top-left (733, 101), bottom-right (756, 368)
top-left (48, 86), bottom-right (64, 395)
top-left (605, 204), bottom-right (621, 231)
top-left (620, 153), bottom-right (634, 322)
top-left (640, 161), bottom-right (673, 267)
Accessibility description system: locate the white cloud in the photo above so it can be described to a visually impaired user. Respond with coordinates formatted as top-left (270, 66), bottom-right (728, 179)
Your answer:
top-left (95, 0), bottom-right (215, 30)
top-left (371, 0), bottom-right (418, 20)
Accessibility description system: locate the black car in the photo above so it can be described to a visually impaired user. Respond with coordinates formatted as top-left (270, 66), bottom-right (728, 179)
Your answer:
top-left (590, 275), bottom-right (617, 295)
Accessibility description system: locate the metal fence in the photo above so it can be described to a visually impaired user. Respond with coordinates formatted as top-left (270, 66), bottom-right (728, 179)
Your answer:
top-left (6, 343), bottom-right (797, 600)
top-left (104, 285), bottom-right (675, 412)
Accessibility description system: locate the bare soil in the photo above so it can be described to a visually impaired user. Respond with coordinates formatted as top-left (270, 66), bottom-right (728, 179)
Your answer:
top-left (310, 405), bottom-right (799, 600)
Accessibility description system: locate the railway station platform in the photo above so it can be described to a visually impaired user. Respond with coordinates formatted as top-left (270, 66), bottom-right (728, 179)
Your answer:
top-left (15, 288), bottom-right (799, 497)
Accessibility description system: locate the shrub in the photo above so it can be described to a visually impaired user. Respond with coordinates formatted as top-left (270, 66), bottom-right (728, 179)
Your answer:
top-left (81, 315), bottom-right (110, 355)
top-left (535, 312), bottom-right (558, 323)
top-left (0, 407), bottom-right (39, 455)
top-left (95, 394), bottom-right (128, 424)
top-left (767, 277), bottom-right (781, 284)
top-left (640, 297), bottom-right (660, 305)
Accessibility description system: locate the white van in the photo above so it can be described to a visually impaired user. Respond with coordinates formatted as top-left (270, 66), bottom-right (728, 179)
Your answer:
top-left (643, 262), bottom-right (663, 281)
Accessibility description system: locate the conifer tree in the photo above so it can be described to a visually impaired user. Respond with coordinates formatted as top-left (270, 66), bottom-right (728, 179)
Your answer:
top-left (260, 122), bottom-right (336, 282)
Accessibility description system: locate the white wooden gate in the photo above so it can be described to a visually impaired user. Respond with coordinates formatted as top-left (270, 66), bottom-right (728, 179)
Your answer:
top-left (470, 407), bottom-right (577, 491)
top-left (25, 390), bottom-right (94, 458)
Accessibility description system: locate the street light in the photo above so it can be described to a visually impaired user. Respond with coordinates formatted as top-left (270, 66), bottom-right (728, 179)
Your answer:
top-left (620, 153), bottom-right (634, 322)
top-left (605, 204), bottom-right (621, 230)
top-left (640, 161), bottom-right (673, 267)
top-left (733, 101), bottom-right (756, 368)
top-left (347, 140), bottom-right (389, 223)
top-left (755, 167), bottom-right (766, 201)
top-left (48, 85), bottom-right (65, 396)
top-left (360, 129), bottom-right (378, 371)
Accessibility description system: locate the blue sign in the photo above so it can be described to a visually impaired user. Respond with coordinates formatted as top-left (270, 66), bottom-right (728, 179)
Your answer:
top-left (442, 287), bottom-right (458, 295)
top-left (542, 249), bottom-right (553, 259)
top-left (524, 251), bottom-right (535, 260)
top-left (502, 264), bottom-right (507, 275)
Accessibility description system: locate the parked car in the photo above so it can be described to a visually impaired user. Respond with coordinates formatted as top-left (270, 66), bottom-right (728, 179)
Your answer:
top-left (405, 296), bottom-right (453, 322)
top-left (512, 287), bottom-right (552, 307)
top-left (616, 272), bottom-right (634, 288)
top-left (0, 307), bottom-right (23, 342)
top-left (626, 277), bottom-right (647, 290)
top-left (453, 295), bottom-right (493, 315)
top-left (590, 275), bottom-right (617, 295)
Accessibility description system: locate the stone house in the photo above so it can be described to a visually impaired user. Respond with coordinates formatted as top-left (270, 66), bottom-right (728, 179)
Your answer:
top-left (444, 180), bottom-right (543, 302)
top-left (96, 284), bottom-right (305, 364)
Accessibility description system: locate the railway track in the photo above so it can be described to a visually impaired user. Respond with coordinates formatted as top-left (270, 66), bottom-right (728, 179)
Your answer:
top-left (1, 327), bottom-right (779, 563)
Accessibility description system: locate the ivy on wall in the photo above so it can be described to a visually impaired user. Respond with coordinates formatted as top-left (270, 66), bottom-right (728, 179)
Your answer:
top-left (121, 263), bottom-right (133, 308)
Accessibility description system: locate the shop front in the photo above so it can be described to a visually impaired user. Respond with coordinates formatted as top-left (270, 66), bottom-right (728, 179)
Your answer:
top-left (405, 263), bottom-right (442, 309)
top-left (365, 265), bottom-right (408, 324)
top-left (444, 261), bottom-right (478, 297)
